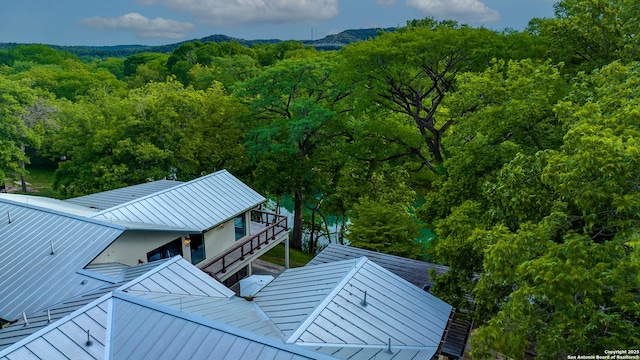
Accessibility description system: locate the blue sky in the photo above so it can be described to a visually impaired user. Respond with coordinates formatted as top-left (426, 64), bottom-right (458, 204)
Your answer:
top-left (0, 0), bottom-right (557, 46)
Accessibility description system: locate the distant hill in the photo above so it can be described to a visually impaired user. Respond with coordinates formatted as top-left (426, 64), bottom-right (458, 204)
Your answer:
top-left (0, 27), bottom-right (396, 59)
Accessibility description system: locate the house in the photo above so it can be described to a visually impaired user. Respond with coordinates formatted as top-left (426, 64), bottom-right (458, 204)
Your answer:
top-left (0, 171), bottom-right (460, 359)
top-left (0, 252), bottom-right (456, 359)
top-left (0, 256), bottom-right (336, 360)
top-left (309, 244), bottom-right (473, 360)
top-left (254, 256), bottom-right (453, 359)
top-left (1, 170), bottom-right (289, 286)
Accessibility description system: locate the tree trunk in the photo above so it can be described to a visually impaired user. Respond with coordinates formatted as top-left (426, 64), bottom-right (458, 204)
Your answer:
top-left (310, 208), bottom-right (316, 254)
top-left (291, 189), bottom-right (304, 250)
top-left (20, 143), bottom-right (27, 192)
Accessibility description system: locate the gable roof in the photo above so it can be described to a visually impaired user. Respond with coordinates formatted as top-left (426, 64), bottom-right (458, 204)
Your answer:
top-left (90, 170), bottom-right (265, 232)
top-left (310, 245), bottom-right (473, 360)
top-left (0, 259), bottom-right (172, 351)
top-left (66, 179), bottom-right (184, 210)
top-left (0, 257), bottom-right (281, 352)
top-left (0, 198), bottom-right (125, 322)
top-left (0, 291), bottom-right (337, 360)
top-left (309, 244), bottom-right (449, 290)
top-left (119, 255), bottom-right (235, 299)
top-left (255, 257), bottom-right (453, 359)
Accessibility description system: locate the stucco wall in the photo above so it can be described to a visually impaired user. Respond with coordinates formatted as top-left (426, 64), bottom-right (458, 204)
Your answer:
top-left (196, 212), bottom-right (251, 267)
top-left (91, 231), bottom-right (188, 266)
top-left (91, 211), bottom-right (253, 267)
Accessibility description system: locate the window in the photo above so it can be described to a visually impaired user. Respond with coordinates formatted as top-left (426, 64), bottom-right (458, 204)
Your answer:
top-left (147, 238), bottom-right (182, 262)
top-left (234, 214), bottom-right (246, 241)
top-left (189, 233), bottom-right (205, 265)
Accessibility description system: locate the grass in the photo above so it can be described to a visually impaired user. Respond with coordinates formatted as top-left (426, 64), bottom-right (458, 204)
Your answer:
top-left (260, 243), bottom-right (315, 268)
top-left (5, 168), bottom-right (60, 198)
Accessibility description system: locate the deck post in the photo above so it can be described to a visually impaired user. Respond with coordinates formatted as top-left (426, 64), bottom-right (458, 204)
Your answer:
top-left (284, 235), bottom-right (290, 269)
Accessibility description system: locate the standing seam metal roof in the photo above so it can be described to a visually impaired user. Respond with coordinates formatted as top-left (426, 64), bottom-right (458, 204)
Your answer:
top-left (255, 257), bottom-right (453, 359)
top-left (0, 259), bottom-right (172, 351)
top-left (309, 244), bottom-right (449, 290)
top-left (0, 291), bottom-right (338, 360)
top-left (90, 170), bottom-right (265, 231)
top-left (65, 179), bottom-right (185, 210)
top-left (0, 198), bottom-right (125, 322)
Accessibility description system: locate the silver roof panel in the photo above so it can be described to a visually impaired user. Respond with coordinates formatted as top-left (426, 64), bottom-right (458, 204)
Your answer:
top-left (0, 198), bottom-right (125, 321)
top-left (255, 257), bottom-right (453, 359)
top-left (65, 179), bottom-right (184, 210)
top-left (0, 292), bottom-right (337, 360)
top-left (91, 170), bottom-right (265, 231)
top-left (309, 244), bottom-right (449, 290)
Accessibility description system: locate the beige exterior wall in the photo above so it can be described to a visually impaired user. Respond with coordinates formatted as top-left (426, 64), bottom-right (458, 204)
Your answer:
top-left (91, 211), bottom-right (252, 267)
top-left (91, 231), bottom-right (189, 266)
top-left (195, 212), bottom-right (251, 267)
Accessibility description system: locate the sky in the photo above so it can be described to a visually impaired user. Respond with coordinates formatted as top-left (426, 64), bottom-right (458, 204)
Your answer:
top-left (0, 0), bottom-right (557, 46)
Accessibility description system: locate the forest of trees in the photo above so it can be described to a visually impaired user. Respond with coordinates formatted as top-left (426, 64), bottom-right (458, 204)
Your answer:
top-left (1, 0), bottom-right (639, 357)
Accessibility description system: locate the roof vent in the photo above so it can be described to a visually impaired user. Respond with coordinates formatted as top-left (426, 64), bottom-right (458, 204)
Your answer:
top-left (50, 240), bottom-right (56, 255)
top-left (86, 329), bottom-right (93, 346)
top-left (47, 309), bottom-right (52, 323)
top-left (7, 210), bottom-right (12, 224)
top-left (22, 312), bottom-right (29, 326)
top-left (360, 290), bottom-right (368, 307)
top-left (387, 338), bottom-right (393, 354)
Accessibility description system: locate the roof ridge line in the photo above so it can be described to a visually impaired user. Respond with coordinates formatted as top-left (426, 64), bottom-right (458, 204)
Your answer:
top-left (90, 170), bottom-right (227, 217)
top-left (284, 256), bottom-right (369, 344)
top-left (115, 256), bottom-right (182, 292)
top-left (111, 291), bottom-right (338, 360)
top-left (0, 292), bottom-right (115, 356)
top-left (0, 197), bottom-right (126, 231)
top-left (294, 342), bottom-right (439, 351)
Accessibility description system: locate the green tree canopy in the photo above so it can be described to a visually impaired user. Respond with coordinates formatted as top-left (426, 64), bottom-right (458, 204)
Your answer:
top-left (236, 55), bottom-right (350, 250)
top-left (470, 61), bottom-right (640, 358)
top-left (339, 21), bottom-right (503, 170)
top-left (52, 79), bottom-right (247, 196)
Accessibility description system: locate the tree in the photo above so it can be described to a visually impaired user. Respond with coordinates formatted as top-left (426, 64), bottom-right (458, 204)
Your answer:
top-left (416, 59), bottom-right (568, 314)
top-left (0, 76), bottom-right (37, 182)
top-left (17, 97), bottom-right (59, 191)
top-left (237, 55), bottom-right (350, 250)
top-left (470, 62), bottom-right (640, 358)
top-left (347, 165), bottom-right (424, 259)
top-left (530, 0), bottom-right (640, 72)
top-left (52, 78), bottom-right (248, 196)
top-left (340, 21), bottom-right (503, 170)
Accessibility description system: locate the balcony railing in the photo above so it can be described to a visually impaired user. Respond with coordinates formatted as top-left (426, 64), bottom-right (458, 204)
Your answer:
top-left (199, 209), bottom-right (288, 279)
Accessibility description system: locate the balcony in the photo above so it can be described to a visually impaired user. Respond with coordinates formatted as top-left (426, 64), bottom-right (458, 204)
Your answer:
top-left (199, 209), bottom-right (289, 282)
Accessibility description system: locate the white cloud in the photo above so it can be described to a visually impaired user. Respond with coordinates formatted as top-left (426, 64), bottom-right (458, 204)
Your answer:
top-left (135, 0), bottom-right (339, 27)
top-left (406, 0), bottom-right (500, 24)
top-left (79, 13), bottom-right (195, 39)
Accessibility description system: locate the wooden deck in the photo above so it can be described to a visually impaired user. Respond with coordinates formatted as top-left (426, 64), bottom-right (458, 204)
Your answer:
top-left (199, 210), bottom-right (288, 282)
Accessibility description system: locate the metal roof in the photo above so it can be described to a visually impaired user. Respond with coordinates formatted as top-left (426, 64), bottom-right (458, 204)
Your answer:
top-left (254, 257), bottom-right (453, 359)
top-left (0, 292), bottom-right (337, 360)
top-left (91, 170), bottom-right (266, 232)
top-left (132, 294), bottom-right (284, 338)
top-left (120, 256), bottom-right (235, 299)
top-left (0, 256), bottom-right (283, 352)
top-left (0, 198), bottom-right (125, 322)
top-left (0, 260), bottom-right (171, 351)
top-left (0, 193), bottom-right (98, 216)
top-left (65, 179), bottom-right (184, 210)
top-left (309, 245), bottom-right (472, 360)
top-left (309, 244), bottom-right (449, 290)
top-left (255, 259), bottom-right (359, 335)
